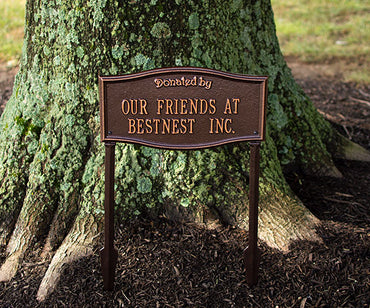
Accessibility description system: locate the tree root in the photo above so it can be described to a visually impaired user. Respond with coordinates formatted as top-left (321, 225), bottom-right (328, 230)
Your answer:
top-left (37, 215), bottom-right (101, 302)
top-left (306, 160), bottom-right (343, 178)
top-left (334, 132), bottom-right (370, 162)
top-left (0, 251), bottom-right (22, 282)
top-left (257, 190), bottom-right (321, 251)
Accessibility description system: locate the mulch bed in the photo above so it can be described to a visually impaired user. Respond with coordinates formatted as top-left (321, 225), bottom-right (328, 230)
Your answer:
top-left (0, 69), bottom-right (369, 307)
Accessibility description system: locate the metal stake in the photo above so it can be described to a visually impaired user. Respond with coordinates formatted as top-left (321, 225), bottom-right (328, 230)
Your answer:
top-left (244, 142), bottom-right (261, 286)
top-left (100, 142), bottom-right (118, 290)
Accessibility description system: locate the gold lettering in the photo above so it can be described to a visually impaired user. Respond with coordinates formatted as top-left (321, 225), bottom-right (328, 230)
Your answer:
top-left (180, 99), bottom-right (188, 115)
top-left (157, 99), bottom-right (164, 115)
top-left (180, 119), bottom-right (187, 134)
top-left (216, 118), bottom-right (224, 133)
top-left (225, 118), bottom-right (233, 133)
top-left (172, 119), bottom-right (179, 134)
top-left (140, 99), bottom-right (148, 115)
top-left (209, 99), bottom-right (216, 114)
top-left (233, 98), bottom-right (240, 114)
top-left (145, 119), bottom-right (153, 134)
top-left (189, 98), bottom-right (198, 115)
top-left (153, 119), bottom-right (160, 134)
top-left (198, 77), bottom-right (212, 89)
top-left (200, 99), bottom-right (208, 114)
top-left (209, 118), bottom-right (233, 134)
top-left (131, 99), bottom-right (138, 115)
top-left (127, 118), bottom-right (196, 135)
top-left (162, 119), bottom-right (171, 134)
top-left (224, 99), bottom-right (232, 114)
top-left (165, 99), bottom-right (174, 115)
top-left (136, 118), bottom-right (144, 134)
top-left (188, 119), bottom-right (195, 134)
top-left (174, 99), bottom-right (179, 114)
top-left (128, 118), bottom-right (136, 134)
top-left (209, 118), bottom-right (214, 134)
top-left (122, 99), bottom-right (130, 115)
top-left (122, 99), bottom-right (148, 115)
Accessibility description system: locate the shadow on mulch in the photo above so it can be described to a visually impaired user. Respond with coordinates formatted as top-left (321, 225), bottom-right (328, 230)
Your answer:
top-left (1, 158), bottom-right (369, 308)
top-left (1, 215), bottom-right (369, 307)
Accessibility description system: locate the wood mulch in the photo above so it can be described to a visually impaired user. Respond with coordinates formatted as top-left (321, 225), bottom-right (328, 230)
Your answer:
top-left (0, 67), bottom-right (369, 307)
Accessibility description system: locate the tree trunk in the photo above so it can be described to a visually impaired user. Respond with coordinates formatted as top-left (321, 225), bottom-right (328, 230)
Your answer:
top-left (0, 0), bottom-right (368, 300)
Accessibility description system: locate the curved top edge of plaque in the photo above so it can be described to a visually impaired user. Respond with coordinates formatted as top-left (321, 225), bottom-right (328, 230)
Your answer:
top-left (99, 66), bottom-right (268, 83)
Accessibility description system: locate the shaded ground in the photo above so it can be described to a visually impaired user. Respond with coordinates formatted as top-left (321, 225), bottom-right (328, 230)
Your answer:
top-left (0, 62), bottom-right (369, 307)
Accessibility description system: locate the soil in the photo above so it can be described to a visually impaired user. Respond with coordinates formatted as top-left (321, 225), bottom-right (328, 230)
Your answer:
top-left (0, 61), bottom-right (369, 307)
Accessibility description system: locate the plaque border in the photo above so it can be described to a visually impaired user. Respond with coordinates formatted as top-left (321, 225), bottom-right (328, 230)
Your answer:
top-left (99, 67), bottom-right (267, 149)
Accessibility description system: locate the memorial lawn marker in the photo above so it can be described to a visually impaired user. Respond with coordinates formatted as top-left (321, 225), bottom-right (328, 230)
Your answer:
top-left (99, 67), bottom-right (267, 290)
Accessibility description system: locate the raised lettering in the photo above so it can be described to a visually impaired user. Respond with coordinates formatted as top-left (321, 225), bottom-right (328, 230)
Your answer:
top-left (122, 99), bottom-right (148, 115)
top-left (209, 118), bottom-right (233, 134)
top-left (140, 99), bottom-right (148, 115)
top-left (180, 119), bottom-right (187, 134)
top-left (209, 118), bottom-right (214, 134)
top-left (225, 118), bottom-right (233, 133)
top-left (128, 118), bottom-right (136, 134)
top-left (188, 119), bottom-right (195, 134)
top-left (180, 99), bottom-right (188, 115)
top-left (233, 98), bottom-right (240, 114)
top-left (199, 99), bottom-right (208, 114)
top-left (153, 118), bottom-right (160, 134)
top-left (189, 98), bottom-right (198, 115)
top-left (224, 99), bottom-right (232, 114)
top-left (174, 99), bottom-right (179, 114)
top-left (209, 99), bottom-right (216, 114)
top-left (172, 119), bottom-right (179, 134)
top-left (154, 78), bottom-right (163, 88)
top-left (137, 118), bottom-right (144, 134)
top-left (145, 119), bottom-right (153, 134)
top-left (157, 99), bottom-right (164, 115)
top-left (162, 119), bottom-right (171, 134)
top-left (122, 99), bottom-right (130, 115)
top-left (165, 99), bottom-right (174, 115)
top-left (216, 118), bottom-right (224, 133)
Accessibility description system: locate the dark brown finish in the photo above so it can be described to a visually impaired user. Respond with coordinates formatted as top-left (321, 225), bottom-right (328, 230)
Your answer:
top-left (99, 67), bottom-right (267, 149)
top-left (100, 142), bottom-right (118, 290)
top-left (99, 67), bottom-right (266, 290)
top-left (244, 142), bottom-right (262, 286)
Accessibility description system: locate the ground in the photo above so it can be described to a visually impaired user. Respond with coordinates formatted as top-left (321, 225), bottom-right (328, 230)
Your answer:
top-left (0, 60), bottom-right (369, 307)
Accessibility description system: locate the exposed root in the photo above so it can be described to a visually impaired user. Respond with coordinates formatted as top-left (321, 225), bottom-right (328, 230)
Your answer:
top-left (334, 132), bottom-right (370, 162)
top-left (165, 181), bottom-right (320, 252)
top-left (308, 161), bottom-right (343, 178)
top-left (40, 200), bottom-right (79, 259)
top-left (0, 251), bottom-right (22, 282)
top-left (255, 189), bottom-right (321, 251)
top-left (0, 218), bottom-right (38, 282)
top-left (36, 215), bottom-right (101, 302)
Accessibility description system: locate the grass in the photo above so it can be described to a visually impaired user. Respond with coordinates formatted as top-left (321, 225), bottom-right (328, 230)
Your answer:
top-left (0, 0), bottom-right (26, 65)
top-left (0, 1), bottom-right (368, 82)
top-left (271, 0), bottom-right (370, 82)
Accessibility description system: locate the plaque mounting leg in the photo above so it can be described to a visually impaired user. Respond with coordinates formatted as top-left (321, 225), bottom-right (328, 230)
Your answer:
top-left (100, 142), bottom-right (118, 290)
top-left (244, 142), bottom-right (262, 286)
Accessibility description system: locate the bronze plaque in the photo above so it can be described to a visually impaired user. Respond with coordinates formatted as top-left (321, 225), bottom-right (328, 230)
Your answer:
top-left (99, 67), bottom-right (267, 149)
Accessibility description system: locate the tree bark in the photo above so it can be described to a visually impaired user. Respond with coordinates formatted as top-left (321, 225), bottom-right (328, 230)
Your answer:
top-left (0, 0), bottom-right (368, 300)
